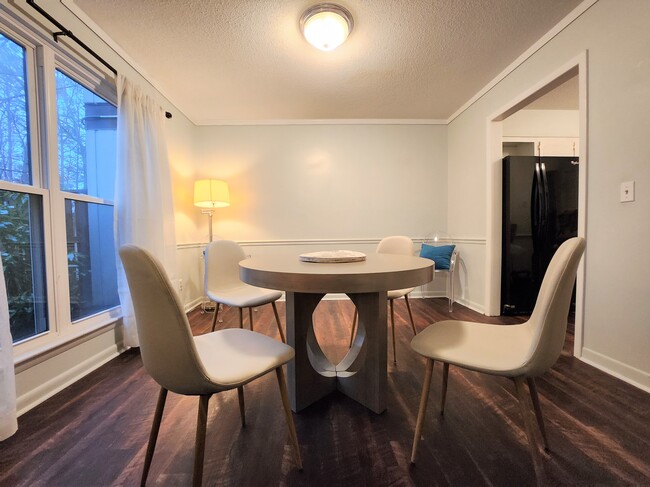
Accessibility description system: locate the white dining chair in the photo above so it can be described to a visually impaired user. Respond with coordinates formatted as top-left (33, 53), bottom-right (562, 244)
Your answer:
top-left (409, 237), bottom-right (585, 478)
top-left (350, 236), bottom-right (418, 364)
top-left (205, 240), bottom-right (285, 342)
top-left (119, 244), bottom-right (301, 486)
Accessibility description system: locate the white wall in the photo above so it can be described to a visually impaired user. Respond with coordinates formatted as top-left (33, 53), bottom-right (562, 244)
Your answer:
top-left (503, 109), bottom-right (579, 138)
top-left (448, 0), bottom-right (650, 390)
top-left (192, 124), bottom-right (447, 241)
top-left (172, 123), bottom-right (449, 306)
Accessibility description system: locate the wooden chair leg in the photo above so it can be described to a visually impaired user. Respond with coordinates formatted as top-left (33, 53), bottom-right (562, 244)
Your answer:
top-left (237, 386), bottom-right (246, 427)
top-left (271, 301), bottom-right (286, 343)
top-left (411, 358), bottom-right (434, 464)
top-left (390, 299), bottom-right (397, 364)
top-left (210, 303), bottom-right (220, 332)
top-left (193, 395), bottom-right (211, 487)
top-left (141, 387), bottom-right (168, 487)
top-left (514, 377), bottom-right (545, 480)
top-left (276, 367), bottom-right (303, 470)
top-left (349, 308), bottom-right (358, 348)
top-left (238, 307), bottom-right (243, 329)
top-left (404, 294), bottom-right (417, 335)
top-left (527, 377), bottom-right (549, 451)
top-left (440, 362), bottom-right (450, 416)
top-left (248, 307), bottom-right (254, 331)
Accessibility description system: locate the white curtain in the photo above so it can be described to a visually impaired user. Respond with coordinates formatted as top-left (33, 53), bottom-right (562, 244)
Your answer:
top-left (115, 75), bottom-right (177, 348)
top-left (0, 253), bottom-right (18, 441)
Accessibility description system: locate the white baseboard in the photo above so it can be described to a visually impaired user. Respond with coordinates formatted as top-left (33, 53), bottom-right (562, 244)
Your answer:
top-left (454, 297), bottom-right (484, 314)
top-left (579, 348), bottom-right (650, 393)
top-left (16, 330), bottom-right (126, 416)
top-left (185, 297), bottom-right (204, 312)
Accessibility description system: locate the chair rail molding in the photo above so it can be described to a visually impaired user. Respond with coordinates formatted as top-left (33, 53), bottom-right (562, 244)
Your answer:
top-left (176, 237), bottom-right (486, 312)
top-left (179, 237), bottom-right (487, 249)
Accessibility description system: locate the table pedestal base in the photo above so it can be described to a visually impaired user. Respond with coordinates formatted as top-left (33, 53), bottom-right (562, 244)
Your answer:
top-left (286, 291), bottom-right (388, 414)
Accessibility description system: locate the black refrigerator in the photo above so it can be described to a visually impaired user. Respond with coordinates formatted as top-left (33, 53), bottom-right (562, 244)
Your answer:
top-left (501, 155), bottom-right (579, 315)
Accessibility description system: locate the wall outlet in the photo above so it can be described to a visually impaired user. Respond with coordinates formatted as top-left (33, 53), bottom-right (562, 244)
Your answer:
top-left (620, 181), bottom-right (635, 202)
top-left (178, 278), bottom-right (184, 292)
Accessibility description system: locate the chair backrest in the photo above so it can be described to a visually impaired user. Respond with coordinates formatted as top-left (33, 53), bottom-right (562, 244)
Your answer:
top-left (204, 240), bottom-right (247, 292)
top-left (119, 245), bottom-right (213, 395)
top-left (377, 236), bottom-right (414, 256)
top-left (522, 237), bottom-right (585, 377)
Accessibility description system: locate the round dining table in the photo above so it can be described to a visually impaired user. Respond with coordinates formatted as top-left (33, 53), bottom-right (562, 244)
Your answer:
top-left (240, 252), bottom-right (433, 413)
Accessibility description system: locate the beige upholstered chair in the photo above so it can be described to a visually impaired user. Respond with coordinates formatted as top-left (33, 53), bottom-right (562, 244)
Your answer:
top-left (410, 237), bottom-right (585, 476)
top-left (350, 236), bottom-right (418, 364)
top-left (119, 245), bottom-right (301, 486)
top-left (205, 240), bottom-right (285, 342)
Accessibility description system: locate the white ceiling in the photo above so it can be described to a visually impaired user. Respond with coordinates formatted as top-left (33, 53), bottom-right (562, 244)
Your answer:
top-left (70, 0), bottom-right (583, 124)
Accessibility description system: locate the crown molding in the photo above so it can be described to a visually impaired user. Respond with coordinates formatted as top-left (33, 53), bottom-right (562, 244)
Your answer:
top-left (194, 118), bottom-right (447, 126)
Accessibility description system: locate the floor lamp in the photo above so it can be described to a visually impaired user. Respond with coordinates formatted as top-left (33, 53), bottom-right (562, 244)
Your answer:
top-left (194, 179), bottom-right (230, 311)
top-left (194, 179), bottom-right (230, 242)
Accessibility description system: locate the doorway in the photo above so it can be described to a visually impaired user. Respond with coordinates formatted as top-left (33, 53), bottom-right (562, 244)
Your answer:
top-left (485, 53), bottom-right (587, 357)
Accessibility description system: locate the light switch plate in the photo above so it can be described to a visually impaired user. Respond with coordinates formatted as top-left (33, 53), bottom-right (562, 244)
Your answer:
top-left (620, 181), bottom-right (635, 202)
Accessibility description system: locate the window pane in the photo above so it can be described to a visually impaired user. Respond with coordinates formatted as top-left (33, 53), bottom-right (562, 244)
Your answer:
top-left (0, 33), bottom-right (31, 185)
top-left (65, 199), bottom-right (118, 321)
top-left (56, 70), bottom-right (116, 200)
top-left (0, 189), bottom-right (48, 342)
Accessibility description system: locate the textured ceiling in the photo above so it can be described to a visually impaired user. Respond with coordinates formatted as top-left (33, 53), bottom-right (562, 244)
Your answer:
top-left (71, 0), bottom-right (583, 123)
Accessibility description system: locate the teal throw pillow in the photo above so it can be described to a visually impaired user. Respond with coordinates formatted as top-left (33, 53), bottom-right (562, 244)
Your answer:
top-left (419, 244), bottom-right (455, 270)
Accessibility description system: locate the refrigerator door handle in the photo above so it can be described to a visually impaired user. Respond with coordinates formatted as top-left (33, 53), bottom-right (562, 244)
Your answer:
top-left (531, 162), bottom-right (543, 238)
top-left (540, 162), bottom-right (550, 229)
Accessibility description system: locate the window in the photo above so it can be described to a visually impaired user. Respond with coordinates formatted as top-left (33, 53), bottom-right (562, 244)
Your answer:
top-left (65, 200), bottom-right (118, 321)
top-left (56, 70), bottom-right (118, 322)
top-left (55, 70), bottom-right (116, 199)
top-left (0, 189), bottom-right (48, 341)
top-left (0, 33), bottom-right (30, 185)
top-left (0, 26), bottom-right (119, 350)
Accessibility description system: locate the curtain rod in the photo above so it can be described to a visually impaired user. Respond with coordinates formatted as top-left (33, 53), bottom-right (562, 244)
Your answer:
top-left (26, 0), bottom-right (173, 119)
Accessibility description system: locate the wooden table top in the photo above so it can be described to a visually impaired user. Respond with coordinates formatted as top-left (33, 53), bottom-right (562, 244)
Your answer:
top-left (240, 253), bottom-right (434, 294)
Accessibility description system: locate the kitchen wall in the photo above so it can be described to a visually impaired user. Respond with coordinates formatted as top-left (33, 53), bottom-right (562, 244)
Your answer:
top-left (503, 108), bottom-right (580, 156)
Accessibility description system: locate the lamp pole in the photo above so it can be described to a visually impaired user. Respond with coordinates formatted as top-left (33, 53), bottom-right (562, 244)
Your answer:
top-left (202, 209), bottom-right (214, 242)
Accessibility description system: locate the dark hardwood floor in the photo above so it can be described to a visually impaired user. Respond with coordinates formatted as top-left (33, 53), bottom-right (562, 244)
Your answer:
top-left (1, 298), bottom-right (648, 486)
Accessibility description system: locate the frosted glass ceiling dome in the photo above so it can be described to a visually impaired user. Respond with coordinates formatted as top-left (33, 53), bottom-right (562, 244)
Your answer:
top-left (300, 3), bottom-right (354, 52)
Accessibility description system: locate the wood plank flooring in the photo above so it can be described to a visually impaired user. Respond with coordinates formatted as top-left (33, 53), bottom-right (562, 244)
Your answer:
top-left (1, 298), bottom-right (648, 486)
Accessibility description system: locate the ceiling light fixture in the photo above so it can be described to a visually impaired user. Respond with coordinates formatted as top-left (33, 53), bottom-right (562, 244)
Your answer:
top-left (300, 3), bottom-right (354, 52)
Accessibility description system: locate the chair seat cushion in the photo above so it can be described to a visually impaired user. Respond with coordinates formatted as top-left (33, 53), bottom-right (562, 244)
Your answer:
top-left (387, 287), bottom-right (415, 299)
top-left (410, 320), bottom-right (534, 376)
top-left (194, 328), bottom-right (294, 388)
top-left (206, 284), bottom-right (282, 308)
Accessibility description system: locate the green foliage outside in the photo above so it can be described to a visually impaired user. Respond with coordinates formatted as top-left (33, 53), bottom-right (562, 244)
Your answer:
top-left (0, 190), bottom-right (44, 341)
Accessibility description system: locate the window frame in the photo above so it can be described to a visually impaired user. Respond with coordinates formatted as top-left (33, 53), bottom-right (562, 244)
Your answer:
top-left (0, 13), bottom-right (121, 363)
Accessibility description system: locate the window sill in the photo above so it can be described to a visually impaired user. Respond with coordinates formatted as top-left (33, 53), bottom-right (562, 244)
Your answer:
top-left (14, 313), bottom-right (124, 373)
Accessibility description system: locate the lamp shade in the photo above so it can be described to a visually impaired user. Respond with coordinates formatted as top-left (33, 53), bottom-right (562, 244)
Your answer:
top-left (194, 179), bottom-right (230, 209)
